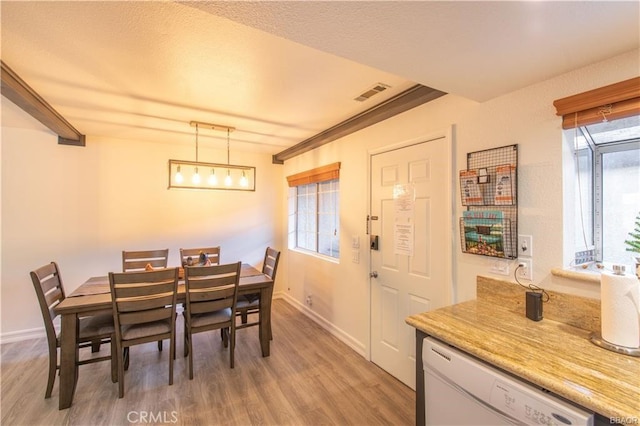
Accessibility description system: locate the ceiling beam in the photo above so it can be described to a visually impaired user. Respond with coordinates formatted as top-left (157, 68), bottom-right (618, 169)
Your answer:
top-left (272, 84), bottom-right (446, 164)
top-left (1, 60), bottom-right (85, 146)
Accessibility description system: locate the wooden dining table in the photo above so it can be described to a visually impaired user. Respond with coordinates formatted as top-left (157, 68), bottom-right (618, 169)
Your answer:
top-left (53, 263), bottom-right (274, 410)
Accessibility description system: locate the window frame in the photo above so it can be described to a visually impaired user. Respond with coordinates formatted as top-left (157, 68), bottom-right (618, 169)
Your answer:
top-left (556, 78), bottom-right (640, 267)
top-left (594, 139), bottom-right (640, 262)
top-left (573, 126), bottom-right (640, 264)
top-left (287, 163), bottom-right (341, 260)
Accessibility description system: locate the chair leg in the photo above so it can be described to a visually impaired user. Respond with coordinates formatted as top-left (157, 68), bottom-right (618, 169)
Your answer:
top-left (157, 340), bottom-right (163, 351)
top-left (187, 331), bottom-right (194, 380)
top-left (45, 344), bottom-right (57, 399)
top-left (183, 321), bottom-right (189, 357)
top-left (169, 334), bottom-right (174, 386)
top-left (123, 347), bottom-right (130, 370)
top-left (110, 337), bottom-right (117, 383)
top-left (91, 339), bottom-right (101, 353)
top-left (222, 328), bottom-right (229, 348)
top-left (117, 344), bottom-right (126, 398)
top-left (241, 310), bottom-right (248, 324)
top-left (230, 327), bottom-right (235, 369)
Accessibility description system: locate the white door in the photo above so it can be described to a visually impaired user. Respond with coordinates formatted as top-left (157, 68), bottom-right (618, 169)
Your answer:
top-left (370, 135), bottom-right (453, 389)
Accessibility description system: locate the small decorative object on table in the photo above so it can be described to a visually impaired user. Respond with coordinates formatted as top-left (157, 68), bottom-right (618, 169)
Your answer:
top-left (198, 251), bottom-right (211, 266)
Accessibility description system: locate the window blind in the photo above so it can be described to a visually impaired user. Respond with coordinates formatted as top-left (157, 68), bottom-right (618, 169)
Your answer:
top-left (286, 162), bottom-right (341, 187)
top-left (553, 77), bottom-right (640, 129)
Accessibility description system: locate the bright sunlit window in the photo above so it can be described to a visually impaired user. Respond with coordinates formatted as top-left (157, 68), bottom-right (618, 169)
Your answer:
top-left (288, 179), bottom-right (340, 259)
top-left (286, 163), bottom-right (341, 260)
top-left (569, 115), bottom-right (640, 266)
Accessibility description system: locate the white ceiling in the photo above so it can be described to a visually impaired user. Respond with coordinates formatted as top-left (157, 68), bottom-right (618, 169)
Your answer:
top-left (2, 1), bottom-right (638, 156)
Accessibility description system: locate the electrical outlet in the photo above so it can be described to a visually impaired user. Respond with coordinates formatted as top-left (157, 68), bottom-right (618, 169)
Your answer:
top-left (305, 294), bottom-right (313, 306)
top-left (517, 259), bottom-right (533, 280)
top-left (518, 235), bottom-right (533, 257)
top-left (489, 259), bottom-right (510, 276)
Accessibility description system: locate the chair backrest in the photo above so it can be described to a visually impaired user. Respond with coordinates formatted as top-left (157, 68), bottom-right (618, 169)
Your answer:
top-left (262, 247), bottom-right (281, 281)
top-left (179, 247), bottom-right (221, 267)
top-left (30, 262), bottom-right (65, 342)
top-left (184, 262), bottom-right (241, 319)
top-left (109, 268), bottom-right (178, 332)
top-left (122, 249), bottom-right (169, 272)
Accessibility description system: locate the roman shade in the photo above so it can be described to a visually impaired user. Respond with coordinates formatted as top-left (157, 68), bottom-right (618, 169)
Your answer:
top-left (553, 77), bottom-right (640, 129)
top-left (286, 162), bottom-right (341, 187)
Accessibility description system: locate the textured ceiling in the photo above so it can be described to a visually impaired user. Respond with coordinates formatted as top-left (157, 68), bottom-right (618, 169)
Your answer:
top-left (205, 1), bottom-right (640, 102)
top-left (1, 1), bottom-right (638, 156)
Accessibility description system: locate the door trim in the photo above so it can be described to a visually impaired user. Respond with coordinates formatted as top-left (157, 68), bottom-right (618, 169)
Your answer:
top-left (365, 126), bottom-right (455, 361)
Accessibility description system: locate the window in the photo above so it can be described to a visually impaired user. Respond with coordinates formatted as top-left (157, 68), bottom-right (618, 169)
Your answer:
top-left (555, 77), bottom-right (640, 268)
top-left (287, 163), bottom-right (340, 259)
top-left (569, 115), bottom-right (640, 266)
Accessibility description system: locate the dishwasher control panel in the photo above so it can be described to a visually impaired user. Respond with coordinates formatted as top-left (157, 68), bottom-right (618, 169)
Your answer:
top-left (490, 379), bottom-right (583, 425)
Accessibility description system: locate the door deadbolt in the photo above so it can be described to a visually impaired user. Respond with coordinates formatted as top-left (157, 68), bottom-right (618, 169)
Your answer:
top-left (370, 235), bottom-right (379, 250)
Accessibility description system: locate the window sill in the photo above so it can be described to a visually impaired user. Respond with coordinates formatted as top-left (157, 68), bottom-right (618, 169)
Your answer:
top-left (290, 247), bottom-right (340, 264)
top-left (551, 267), bottom-right (601, 284)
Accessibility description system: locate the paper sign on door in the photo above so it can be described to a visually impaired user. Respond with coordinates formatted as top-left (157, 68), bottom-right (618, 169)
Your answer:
top-left (393, 184), bottom-right (415, 256)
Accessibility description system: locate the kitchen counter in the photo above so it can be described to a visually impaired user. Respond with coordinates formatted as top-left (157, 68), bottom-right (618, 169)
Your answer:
top-left (406, 276), bottom-right (640, 423)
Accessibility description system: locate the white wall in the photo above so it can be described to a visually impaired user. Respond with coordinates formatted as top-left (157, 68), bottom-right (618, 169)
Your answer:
top-left (0, 100), bottom-right (284, 341)
top-left (281, 49), bottom-right (640, 356)
top-left (2, 49), bottom-right (638, 348)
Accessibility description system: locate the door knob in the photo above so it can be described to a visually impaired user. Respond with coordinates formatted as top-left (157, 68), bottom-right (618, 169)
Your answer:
top-left (370, 271), bottom-right (378, 278)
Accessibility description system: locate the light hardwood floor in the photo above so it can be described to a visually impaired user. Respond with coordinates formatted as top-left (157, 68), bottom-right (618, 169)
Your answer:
top-left (1, 299), bottom-right (415, 425)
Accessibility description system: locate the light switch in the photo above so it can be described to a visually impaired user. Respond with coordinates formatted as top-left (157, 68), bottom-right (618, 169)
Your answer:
top-left (518, 235), bottom-right (533, 258)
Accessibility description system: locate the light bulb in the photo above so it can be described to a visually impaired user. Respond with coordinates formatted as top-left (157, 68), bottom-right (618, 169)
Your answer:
top-left (192, 167), bottom-right (201, 185)
top-left (224, 170), bottom-right (232, 186)
top-left (175, 165), bottom-right (184, 184)
top-left (240, 171), bottom-right (248, 187)
top-left (208, 169), bottom-right (218, 185)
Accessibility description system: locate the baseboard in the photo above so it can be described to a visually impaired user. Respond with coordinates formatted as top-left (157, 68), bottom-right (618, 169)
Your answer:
top-left (0, 327), bottom-right (46, 344)
top-left (277, 292), bottom-right (367, 358)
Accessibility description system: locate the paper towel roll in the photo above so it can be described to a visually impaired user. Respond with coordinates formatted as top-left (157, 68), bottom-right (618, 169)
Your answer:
top-left (601, 271), bottom-right (640, 348)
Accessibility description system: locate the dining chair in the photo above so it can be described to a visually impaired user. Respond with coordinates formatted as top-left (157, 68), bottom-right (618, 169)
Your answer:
top-left (30, 261), bottom-right (116, 399)
top-left (109, 267), bottom-right (178, 398)
top-left (122, 249), bottom-right (169, 272)
top-left (179, 247), bottom-right (221, 267)
top-left (235, 247), bottom-right (280, 339)
top-left (183, 262), bottom-right (241, 378)
top-left (122, 249), bottom-right (169, 354)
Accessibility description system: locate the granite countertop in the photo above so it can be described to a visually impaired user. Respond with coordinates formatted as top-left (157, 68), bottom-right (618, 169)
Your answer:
top-left (406, 277), bottom-right (640, 421)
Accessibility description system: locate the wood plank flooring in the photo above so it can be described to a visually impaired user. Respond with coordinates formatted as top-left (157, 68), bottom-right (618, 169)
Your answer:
top-left (1, 299), bottom-right (415, 425)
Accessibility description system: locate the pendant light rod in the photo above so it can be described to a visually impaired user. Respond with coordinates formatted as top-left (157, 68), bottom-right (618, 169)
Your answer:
top-left (189, 121), bottom-right (235, 133)
top-left (195, 123), bottom-right (199, 162)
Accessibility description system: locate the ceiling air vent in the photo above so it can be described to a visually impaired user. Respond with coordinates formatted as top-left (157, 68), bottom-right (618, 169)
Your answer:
top-left (354, 83), bottom-right (390, 102)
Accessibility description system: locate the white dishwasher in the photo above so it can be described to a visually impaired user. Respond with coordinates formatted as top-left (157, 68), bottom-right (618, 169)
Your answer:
top-left (423, 337), bottom-right (594, 426)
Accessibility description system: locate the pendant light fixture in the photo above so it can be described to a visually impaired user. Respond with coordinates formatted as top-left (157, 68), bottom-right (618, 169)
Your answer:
top-left (168, 121), bottom-right (255, 191)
